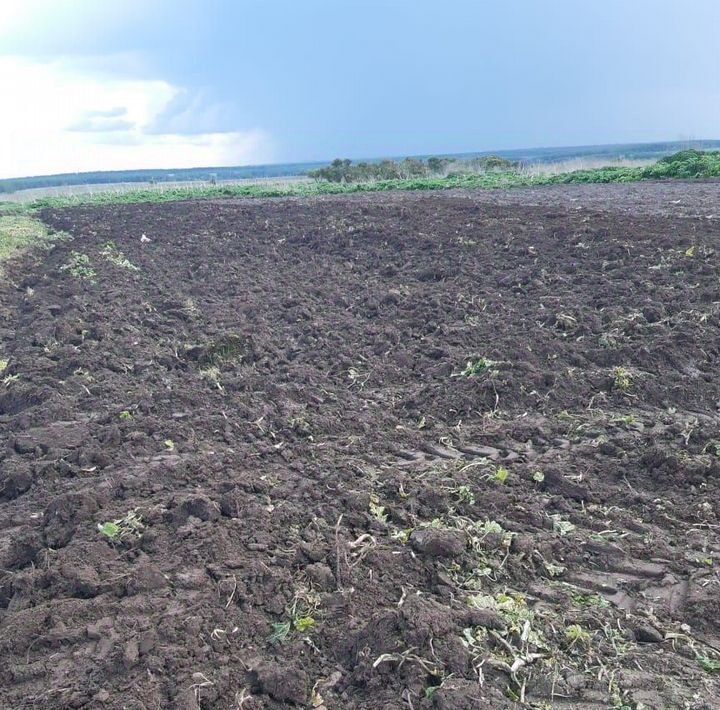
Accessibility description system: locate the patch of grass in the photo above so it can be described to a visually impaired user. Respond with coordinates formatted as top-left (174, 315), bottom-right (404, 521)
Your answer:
top-left (60, 251), bottom-right (96, 281)
top-left (0, 201), bottom-right (31, 216)
top-left (0, 216), bottom-right (41, 262)
top-left (99, 241), bottom-right (139, 271)
top-left (192, 334), bottom-right (250, 368)
top-left (0, 215), bottom-right (70, 269)
top-left (24, 174), bottom-right (531, 209)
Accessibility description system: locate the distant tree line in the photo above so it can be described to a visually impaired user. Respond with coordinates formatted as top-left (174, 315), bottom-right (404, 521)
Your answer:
top-left (5, 142), bottom-right (720, 196)
top-left (0, 163), bottom-right (322, 195)
top-left (307, 155), bottom-right (519, 183)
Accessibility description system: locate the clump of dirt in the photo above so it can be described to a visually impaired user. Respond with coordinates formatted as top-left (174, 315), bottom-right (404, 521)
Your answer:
top-left (1, 185), bottom-right (720, 708)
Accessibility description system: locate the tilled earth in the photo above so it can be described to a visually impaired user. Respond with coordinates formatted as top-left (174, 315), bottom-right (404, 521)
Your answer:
top-left (1, 183), bottom-right (720, 708)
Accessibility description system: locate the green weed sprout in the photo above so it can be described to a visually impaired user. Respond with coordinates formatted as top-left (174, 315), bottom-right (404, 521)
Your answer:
top-left (100, 241), bottom-right (140, 271)
top-left (550, 514), bottom-right (576, 536)
top-left (269, 615), bottom-right (316, 643)
top-left (97, 521), bottom-right (121, 540)
top-left (98, 510), bottom-right (143, 542)
top-left (493, 467), bottom-right (509, 484)
top-left (294, 616), bottom-right (316, 632)
top-left (454, 485), bottom-right (475, 505)
top-left (458, 357), bottom-right (498, 378)
top-left (565, 624), bottom-right (591, 648)
top-left (369, 494), bottom-right (388, 523)
top-left (613, 367), bottom-right (633, 392)
top-left (269, 621), bottom-right (292, 643)
top-left (698, 656), bottom-right (720, 673)
top-left (60, 251), bottom-right (96, 281)
top-left (572, 593), bottom-right (609, 608)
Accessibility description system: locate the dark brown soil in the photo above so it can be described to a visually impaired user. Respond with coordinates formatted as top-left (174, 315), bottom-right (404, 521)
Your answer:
top-left (1, 183), bottom-right (720, 708)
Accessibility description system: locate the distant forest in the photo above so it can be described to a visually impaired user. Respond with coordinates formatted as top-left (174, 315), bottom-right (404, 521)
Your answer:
top-left (2, 140), bottom-right (720, 195)
top-left (0, 162), bottom-right (324, 194)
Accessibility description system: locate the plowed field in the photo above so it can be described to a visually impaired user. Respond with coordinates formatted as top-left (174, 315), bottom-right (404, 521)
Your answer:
top-left (2, 183), bottom-right (720, 708)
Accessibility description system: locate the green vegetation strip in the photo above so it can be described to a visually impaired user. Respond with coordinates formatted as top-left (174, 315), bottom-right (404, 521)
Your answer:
top-left (0, 215), bottom-right (72, 271)
top-left (1, 149), bottom-right (719, 212)
top-left (0, 215), bottom-right (53, 264)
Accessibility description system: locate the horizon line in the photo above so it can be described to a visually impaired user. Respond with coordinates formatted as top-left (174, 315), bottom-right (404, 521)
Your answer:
top-left (3, 137), bottom-right (718, 183)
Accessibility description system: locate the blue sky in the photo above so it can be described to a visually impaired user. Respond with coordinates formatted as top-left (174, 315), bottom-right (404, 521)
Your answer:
top-left (1, 0), bottom-right (718, 177)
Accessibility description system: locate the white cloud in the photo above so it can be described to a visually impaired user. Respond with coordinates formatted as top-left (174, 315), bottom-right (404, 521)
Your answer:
top-left (0, 56), bottom-right (274, 178)
top-left (0, 0), bottom-right (49, 34)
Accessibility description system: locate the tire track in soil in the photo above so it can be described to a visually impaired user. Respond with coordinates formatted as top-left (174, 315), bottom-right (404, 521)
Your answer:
top-left (1, 187), bottom-right (719, 708)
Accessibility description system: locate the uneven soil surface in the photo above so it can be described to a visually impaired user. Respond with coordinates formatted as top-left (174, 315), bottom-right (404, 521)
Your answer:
top-left (2, 182), bottom-right (720, 708)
